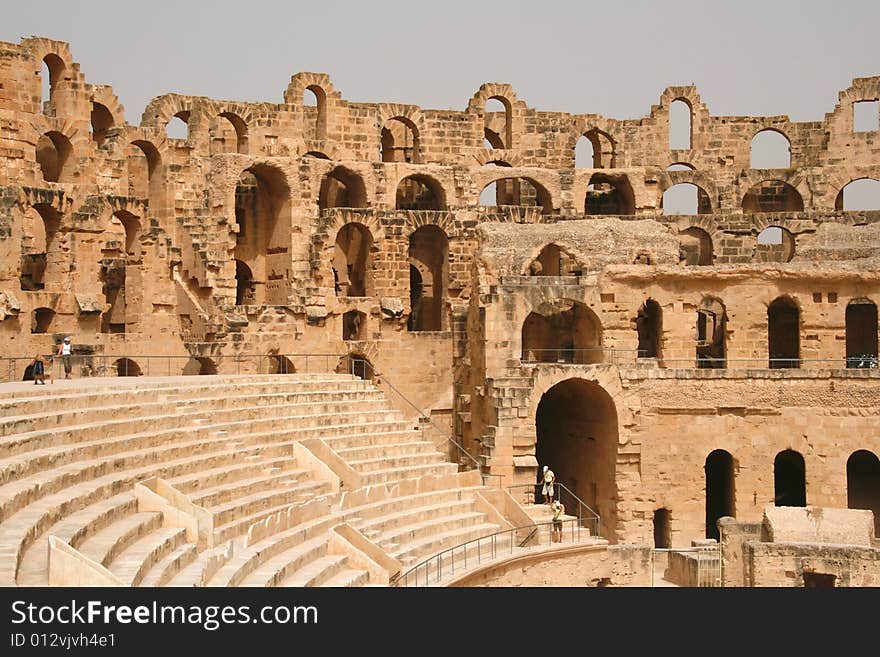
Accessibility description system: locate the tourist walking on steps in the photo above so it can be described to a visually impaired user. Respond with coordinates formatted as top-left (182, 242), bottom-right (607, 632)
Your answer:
top-left (541, 465), bottom-right (556, 505)
top-left (57, 336), bottom-right (72, 379)
top-left (552, 500), bottom-right (565, 543)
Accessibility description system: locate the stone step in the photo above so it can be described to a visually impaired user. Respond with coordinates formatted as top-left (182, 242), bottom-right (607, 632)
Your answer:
top-left (375, 512), bottom-right (489, 552)
top-left (393, 523), bottom-right (505, 567)
top-left (191, 466), bottom-right (310, 507)
top-left (236, 536), bottom-right (329, 587)
top-left (354, 498), bottom-right (477, 537)
top-left (76, 512), bottom-right (163, 568)
top-left (277, 554), bottom-right (349, 587)
top-left (211, 481), bottom-right (331, 527)
top-left (107, 528), bottom-right (188, 586)
top-left (346, 452), bottom-right (447, 474)
top-left (333, 441), bottom-right (435, 462)
top-left (139, 542), bottom-right (199, 587)
top-left (358, 462), bottom-right (459, 487)
top-left (321, 568), bottom-right (370, 587)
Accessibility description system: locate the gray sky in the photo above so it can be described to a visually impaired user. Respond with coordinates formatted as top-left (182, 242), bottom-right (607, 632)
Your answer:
top-left (4, 0), bottom-right (879, 124)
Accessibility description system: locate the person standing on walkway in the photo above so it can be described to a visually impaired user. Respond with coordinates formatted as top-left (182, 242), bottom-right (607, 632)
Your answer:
top-left (552, 500), bottom-right (565, 543)
top-left (541, 465), bottom-right (556, 505)
top-left (57, 336), bottom-right (73, 379)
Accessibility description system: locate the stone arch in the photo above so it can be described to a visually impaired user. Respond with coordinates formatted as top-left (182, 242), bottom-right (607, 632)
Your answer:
top-left (32, 307), bottom-right (55, 334)
top-left (658, 170), bottom-right (716, 214)
top-left (521, 299), bottom-right (603, 364)
top-left (669, 98), bottom-right (693, 150)
top-left (333, 222), bottom-right (374, 298)
top-left (90, 102), bottom-right (115, 146)
top-left (845, 298), bottom-right (878, 367)
top-left (232, 163), bottom-right (292, 305)
top-left (750, 128), bottom-right (792, 169)
top-left (468, 83), bottom-right (522, 149)
top-left (696, 296), bottom-right (727, 368)
top-left (534, 377), bottom-right (619, 539)
top-left (408, 224), bottom-right (448, 331)
top-left (285, 73), bottom-right (340, 142)
top-left (395, 174), bottom-right (446, 210)
top-left (210, 110), bottom-right (249, 155)
top-left (834, 177), bottom-right (880, 211)
top-left (34, 48), bottom-right (69, 113)
top-left (20, 203), bottom-right (63, 291)
top-left (635, 298), bottom-right (662, 359)
top-left (128, 139), bottom-right (163, 201)
top-left (679, 226), bottom-right (714, 265)
top-left (336, 352), bottom-right (375, 380)
top-left (318, 166), bottom-right (368, 210)
top-left (585, 172), bottom-right (635, 215)
top-left (379, 108), bottom-right (424, 163)
top-left (113, 358), bottom-right (141, 377)
top-left (523, 242), bottom-right (582, 276)
top-left (478, 175), bottom-right (554, 214)
top-left (768, 295), bottom-right (801, 369)
top-left (774, 449), bottom-right (807, 507)
top-left (183, 356), bottom-right (218, 376)
top-left (847, 450), bottom-right (880, 536)
top-left (471, 149), bottom-right (525, 168)
top-left (705, 449), bottom-right (736, 540)
top-left (568, 123), bottom-right (618, 169)
top-left (742, 180), bottom-right (804, 213)
top-left (36, 131), bottom-right (74, 183)
top-left (754, 225), bottom-right (796, 263)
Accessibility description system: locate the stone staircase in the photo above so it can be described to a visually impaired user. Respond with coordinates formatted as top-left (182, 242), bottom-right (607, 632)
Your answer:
top-left (0, 374), bottom-right (527, 588)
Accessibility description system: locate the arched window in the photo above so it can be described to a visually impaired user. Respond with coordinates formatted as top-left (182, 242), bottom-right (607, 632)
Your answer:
top-left (679, 227), bottom-right (713, 266)
top-left (852, 100), bottom-right (879, 133)
top-left (40, 54), bottom-right (65, 114)
top-left (381, 117), bottom-right (419, 163)
top-left (318, 167), bottom-right (367, 210)
top-left (636, 299), bottom-right (662, 359)
top-left (333, 223), bottom-right (373, 297)
top-left (585, 173), bottom-right (635, 215)
top-left (396, 175), bottom-right (445, 210)
top-left (100, 214), bottom-right (128, 334)
top-left (114, 358), bottom-right (141, 377)
top-left (750, 130), bottom-right (791, 169)
top-left (835, 178), bottom-right (880, 211)
top-left (20, 204), bottom-right (61, 291)
top-left (210, 112), bottom-right (248, 155)
top-left (846, 299), bottom-right (878, 368)
top-left (755, 226), bottom-right (796, 263)
top-left (696, 298), bottom-right (727, 368)
top-left (343, 310), bottom-right (367, 341)
top-left (575, 134), bottom-right (596, 168)
top-left (303, 86), bottom-right (327, 141)
top-left (663, 182), bottom-right (711, 215)
top-left (653, 508), bottom-right (671, 548)
top-left (669, 99), bottom-right (692, 150)
top-left (768, 297), bottom-right (800, 369)
top-left (408, 225), bottom-right (448, 331)
top-left (743, 181), bottom-right (803, 213)
top-left (235, 259), bottom-right (255, 306)
top-left (528, 244), bottom-right (579, 276)
top-left (90, 103), bottom-right (114, 146)
top-left (36, 132), bottom-right (73, 183)
top-left (484, 97), bottom-right (511, 149)
top-left (480, 177), bottom-right (552, 214)
top-left (166, 111), bottom-right (190, 140)
top-left (128, 140), bottom-right (162, 201)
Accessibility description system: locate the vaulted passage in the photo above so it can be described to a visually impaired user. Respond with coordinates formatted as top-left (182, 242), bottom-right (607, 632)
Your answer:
top-left (535, 378), bottom-right (618, 539)
top-left (635, 299), bottom-right (662, 359)
top-left (408, 225), bottom-right (448, 331)
top-left (480, 177), bottom-right (552, 214)
top-left (233, 165), bottom-right (291, 305)
top-left (585, 173), bottom-right (635, 215)
top-left (319, 167), bottom-right (367, 210)
top-left (696, 298), bottom-right (727, 368)
top-left (774, 450), bottom-right (806, 507)
top-left (333, 223), bottom-right (372, 297)
top-left (768, 297), bottom-right (800, 368)
top-left (653, 508), bottom-right (671, 548)
top-left (528, 244), bottom-right (579, 276)
top-left (396, 175), bottom-right (445, 210)
top-left (705, 449), bottom-right (735, 540)
top-left (847, 450), bottom-right (880, 536)
top-left (742, 181), bottom-right (803, 213)
top-left (100, 211), bottom-right (140, 334)
top-left (20, 204), bottom-right (61, 291)
top-left (679, 227), bottom-right (713, 265)
top-left (521, 301), bottom-right (602, 364)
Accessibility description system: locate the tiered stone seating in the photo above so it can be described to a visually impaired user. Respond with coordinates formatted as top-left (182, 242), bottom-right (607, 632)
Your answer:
top-left (0, 374), bottom-right (528, 587)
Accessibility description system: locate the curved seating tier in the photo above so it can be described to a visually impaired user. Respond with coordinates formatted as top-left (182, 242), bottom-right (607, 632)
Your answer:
top-left (0, 374), bottom-right (509, 587)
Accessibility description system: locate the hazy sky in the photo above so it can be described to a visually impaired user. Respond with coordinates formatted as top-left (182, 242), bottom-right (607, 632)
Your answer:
top-left (3, 1), bottom-right (879, 125)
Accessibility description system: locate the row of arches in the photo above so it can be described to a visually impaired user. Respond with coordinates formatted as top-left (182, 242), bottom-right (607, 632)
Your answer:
top-left (698, 448), bottom-right (880, 541)
top-left (519, 296), bottom-right (879, 368)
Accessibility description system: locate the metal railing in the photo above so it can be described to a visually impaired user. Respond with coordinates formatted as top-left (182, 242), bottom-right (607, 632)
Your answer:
top-left (349, 357), bottom-right (503, 488)
top-left (660, 356), bottom-right (880, 370)
top-left (391, 517), bottom-right (590, 587)
top-left (651, 546), bottom-right (722, 587)
top-left (507, 482), bottom-right (601, 538)
top-left (2, 352), bottom-right (350, 384)
top-left (521, 347), bottom-right (639, 366)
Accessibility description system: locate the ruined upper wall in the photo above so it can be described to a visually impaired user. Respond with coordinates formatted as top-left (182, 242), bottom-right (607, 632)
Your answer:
top-left (2, 37), bottom-right (878, 175)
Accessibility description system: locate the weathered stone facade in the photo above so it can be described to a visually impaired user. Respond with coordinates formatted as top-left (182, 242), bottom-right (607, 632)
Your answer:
top-left (1, 37), bottom-right (879, 549)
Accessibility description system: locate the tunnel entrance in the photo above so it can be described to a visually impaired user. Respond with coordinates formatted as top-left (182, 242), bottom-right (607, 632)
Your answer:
top-left (705, 449), bottom-right (736, 540)
top-left (535, 378), bottom-right (618, 539)
top-left (774, 450), bottom-right (807, 507)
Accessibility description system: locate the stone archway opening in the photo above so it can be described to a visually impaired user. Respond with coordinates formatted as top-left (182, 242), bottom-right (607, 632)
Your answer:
top-left (774, 449), bottom-right (807, 507)
top-left (705, 449), bottom-right (735, 540)
top-left (847, 450), bottom-right (880, 537)
top-left (535, 378), bottom-right (618, 539)
top-left (522, 301), bottom-right (602, 364)
top-left (653, 508), bottom-right (671, 548)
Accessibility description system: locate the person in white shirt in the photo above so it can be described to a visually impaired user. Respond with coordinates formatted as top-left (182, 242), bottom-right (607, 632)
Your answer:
top-left (57, 336), bottom-right (72, 379)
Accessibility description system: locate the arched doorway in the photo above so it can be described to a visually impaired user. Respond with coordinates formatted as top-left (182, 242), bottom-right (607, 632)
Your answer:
top-left (846, 300), bottom-right (878, 368)
top-left (774, 450), bottom-right (806, 507)
top-left (636, 299), bottom-right (662, 359)
top-left (653, 508), bottom-right (671, 548)
top-left (847, 450), bottom-right (880, 536)
top-left (535, 378), bottom-right (618, 539)
top-left (408, 225), bottom-right (448, 331)
top-left (332, 223), bottom-right (373, 297)
top-left (522, 301), bottom-right (602, 364)
top-left (705, 449), bottom-right (735, 540)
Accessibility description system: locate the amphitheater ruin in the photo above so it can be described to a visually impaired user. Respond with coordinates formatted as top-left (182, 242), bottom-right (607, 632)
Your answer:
top-left (0, 36), bottom-right (878, 587)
